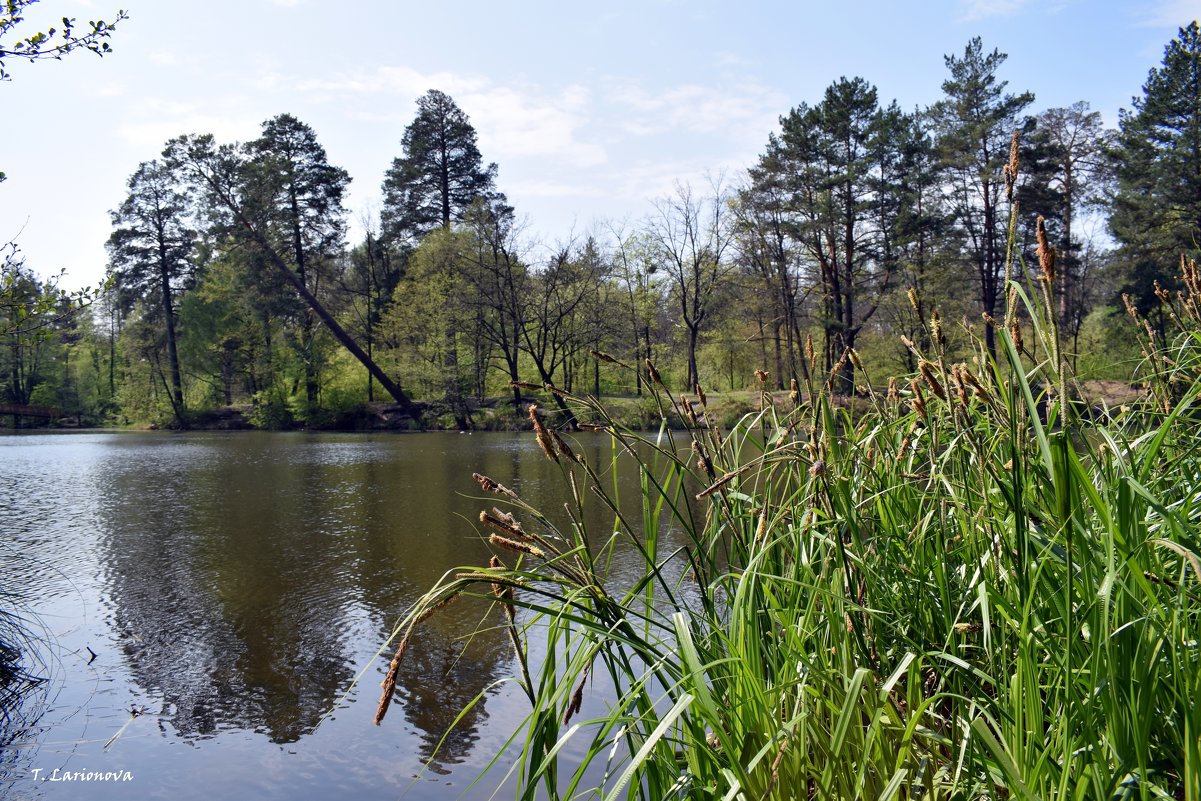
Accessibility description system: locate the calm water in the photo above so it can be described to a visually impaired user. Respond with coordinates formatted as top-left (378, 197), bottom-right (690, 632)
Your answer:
top-left (0, 431), bottom-right (665, 801)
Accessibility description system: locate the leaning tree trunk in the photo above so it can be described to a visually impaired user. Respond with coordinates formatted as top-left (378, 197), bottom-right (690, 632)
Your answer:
top-left (240, 216), bottom-right (418, 416)
top-left (176, 147), bottom-right (420, 418)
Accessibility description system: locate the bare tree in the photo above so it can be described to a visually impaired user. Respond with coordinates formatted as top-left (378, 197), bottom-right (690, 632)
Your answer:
top-left (646, 178), bottom-right (734, 389)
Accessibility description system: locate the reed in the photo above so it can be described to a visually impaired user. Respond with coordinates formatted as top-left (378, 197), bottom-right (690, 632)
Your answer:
top-left (375, 177), bottom-right (1201, 801)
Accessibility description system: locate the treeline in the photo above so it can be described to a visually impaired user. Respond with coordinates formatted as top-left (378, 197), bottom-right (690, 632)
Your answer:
top-left (4, 25), bottom-right (1201, 429)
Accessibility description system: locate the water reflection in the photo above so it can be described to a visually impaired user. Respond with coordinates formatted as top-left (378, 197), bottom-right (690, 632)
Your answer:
top-left (0, 430), bottom-right (685, 800)
top-left (87, 434), bottom-right (514, 752)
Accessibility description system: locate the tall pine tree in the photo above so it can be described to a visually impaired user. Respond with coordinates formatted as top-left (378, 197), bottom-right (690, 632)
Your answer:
top-left (929, 38), bottom-right (1033, 356)
top-left (381, 90), bottom-right (506, 251)
top-left (107, 160), bottom-right (197, 426)
top-left (1111, 22), bottom-right (1201, 282)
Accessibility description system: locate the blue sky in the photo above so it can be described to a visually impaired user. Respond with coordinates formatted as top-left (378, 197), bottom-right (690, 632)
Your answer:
top-left (1, 0), bottom-right (1198, 289)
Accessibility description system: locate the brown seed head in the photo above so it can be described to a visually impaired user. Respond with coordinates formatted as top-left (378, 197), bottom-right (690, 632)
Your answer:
top-left (645, 359), bottom-right (664, 386)
top-left (1005, 130), bottom-right (1020, 202)
top-left (789, 378), bottom-right (800, 404)
top-left (681, 394), bottom-right (699, 426)
top-left (1035, 216), bottom-right (1056, 285)
top-left (480, 509), bottom-right (530, 540)
top-left (918, 360), bottom-right (947, 401)
top-left (590, 350), bottom-right (630, 369)
top-left (549, 428), bottom-right (583, 464)
top-left (951, 366), bottom-right (969, 408)
top-left (1122, 293), bottom-right (1140, 322)
top-left (564, 667), bottom-right (589, 725)
top-left (489, 533), bottom-right (546, 559)
top-left (691, 439), bottom-right (716, 481)
top-left (910, 379), bottom-right (927, 419)
top-left (488, 556), bottom-right (516, 621)
top-left (960, 365), bottom-right (992, 403)
top-left (696, 470), bottom-right (738, 500)
top-left (528, 404), bottom-right (559, 462)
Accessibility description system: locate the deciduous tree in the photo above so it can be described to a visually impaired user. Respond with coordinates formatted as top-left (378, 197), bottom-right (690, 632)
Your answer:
top-left (647, 179), bottom-right (733, 390)
top-left (246, 113), bottom-right (351, 407)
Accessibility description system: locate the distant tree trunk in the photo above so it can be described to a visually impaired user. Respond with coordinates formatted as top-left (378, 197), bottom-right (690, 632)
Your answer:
top-left (158, 252), bottom-right (186, 425)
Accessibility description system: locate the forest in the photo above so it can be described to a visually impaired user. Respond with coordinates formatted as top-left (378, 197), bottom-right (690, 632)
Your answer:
top-left (3, 24), bottom-right (1200, 430)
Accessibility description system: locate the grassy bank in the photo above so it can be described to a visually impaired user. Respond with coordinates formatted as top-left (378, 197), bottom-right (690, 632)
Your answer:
top-left (377, 255), bottom-right (1201, 798)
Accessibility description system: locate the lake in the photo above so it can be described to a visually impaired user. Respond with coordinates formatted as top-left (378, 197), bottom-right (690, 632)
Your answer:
top-left (0, 430), bottom-right (663, 800)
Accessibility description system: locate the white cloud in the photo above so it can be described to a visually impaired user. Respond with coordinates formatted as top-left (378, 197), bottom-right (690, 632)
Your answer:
top-left (609, 81), bottom-right (786, 143)
top-left (251, 56), bottom-right (284, 91)
top-left (464, 86), bottom-right (607, 169)
top-left (116, 100), bottom-right (262, 150)
top-left (292, 68), bottom-right (607, 169)
top-left (504, 180), bottom-right (605, 199)
top-left (294, 66), bottom-right (489, 99)
top-left (955, 0), bottom-right (1032, 21)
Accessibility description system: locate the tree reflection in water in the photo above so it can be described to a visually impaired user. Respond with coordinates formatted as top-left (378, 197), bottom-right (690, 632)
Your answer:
top-left (93, 433), bottom-right (512, 754)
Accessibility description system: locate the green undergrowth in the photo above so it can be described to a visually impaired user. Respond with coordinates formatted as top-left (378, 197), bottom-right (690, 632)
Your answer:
top-left (374, 253), bottom-right (1201, 799)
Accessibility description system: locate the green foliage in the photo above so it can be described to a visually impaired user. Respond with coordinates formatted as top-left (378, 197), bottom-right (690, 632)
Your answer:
top-left (107, 159), bottom-right (197, 424)
top-left (36, 30), bottom-right (1201, 429)
top-left (0, 246), bottom-right (102, 415)
top-left (753, 77), bottom-right (911, 392)
top-left (0, 0), bottom-right (125, 80)
top-left (247, 389), bottom-right (295, 430)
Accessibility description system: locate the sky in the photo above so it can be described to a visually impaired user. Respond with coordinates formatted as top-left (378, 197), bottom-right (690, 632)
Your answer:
top-left (1, 0), bottom-right (1199, 290)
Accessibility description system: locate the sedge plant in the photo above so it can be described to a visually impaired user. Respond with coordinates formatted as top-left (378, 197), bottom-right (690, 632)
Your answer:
top-left (374, 149), bottom-right (1201, 800)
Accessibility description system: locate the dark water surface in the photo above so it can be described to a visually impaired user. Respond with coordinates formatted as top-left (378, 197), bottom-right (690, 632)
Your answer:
top-left (0, 431), bottom-right (653, 800)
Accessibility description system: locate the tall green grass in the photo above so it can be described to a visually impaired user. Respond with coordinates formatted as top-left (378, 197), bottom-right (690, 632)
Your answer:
top-left (375, 252), bottom-right (1201, 798)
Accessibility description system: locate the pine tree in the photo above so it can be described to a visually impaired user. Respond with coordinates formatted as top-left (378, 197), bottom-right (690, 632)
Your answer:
top-left (754, 77), bottom-right (905, 393)
top-left (1111, 22), bottom-right (1201, 279)
top-left (165, 130), bottom-right (418, 416)
top-left (381, 91), bottom-right (508, 425)
top-left (929, 38), bottom-right (1033, 356)
top-left (107, 160), bottom-right (197, 425)
top-left (381, 89), bottom-right (506, 250)
top-left (246, 113), bottom-right (351, 407)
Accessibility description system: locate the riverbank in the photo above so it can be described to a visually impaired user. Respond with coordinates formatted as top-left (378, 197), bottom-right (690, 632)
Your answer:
top-left (3, 379), bottom-right (1149, 434)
